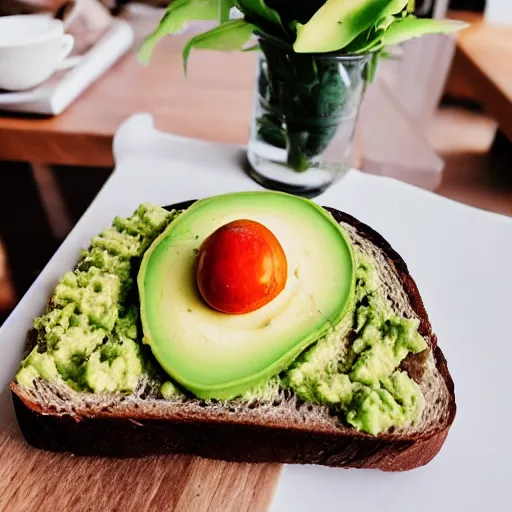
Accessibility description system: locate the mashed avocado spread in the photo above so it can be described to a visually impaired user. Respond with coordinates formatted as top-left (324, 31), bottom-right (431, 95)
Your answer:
top-left (282, 254), bottom-right (427, 435)
top-left (16, 203), bottom-right (427, 435)
top-left (16, 204), bottom-right (179, 393)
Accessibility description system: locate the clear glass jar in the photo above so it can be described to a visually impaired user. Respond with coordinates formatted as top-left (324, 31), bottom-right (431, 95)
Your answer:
top-left (247, 38), bottom-right (371, 197)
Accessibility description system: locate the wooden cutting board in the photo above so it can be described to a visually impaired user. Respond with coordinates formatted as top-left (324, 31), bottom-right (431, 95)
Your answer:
top-left (0, 418), bottom-right (281, 511)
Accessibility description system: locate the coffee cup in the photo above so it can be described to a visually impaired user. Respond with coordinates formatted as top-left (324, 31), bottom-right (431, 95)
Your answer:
top-left (0, 15), bottom-right (74, 91)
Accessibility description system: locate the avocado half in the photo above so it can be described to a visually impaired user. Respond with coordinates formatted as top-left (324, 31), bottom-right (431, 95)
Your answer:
top-left (138, 191), bottom-right (355, 399)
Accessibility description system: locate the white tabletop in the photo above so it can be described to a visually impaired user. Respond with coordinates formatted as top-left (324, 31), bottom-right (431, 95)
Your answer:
top-left (1, 114), bottom-right (511, 511)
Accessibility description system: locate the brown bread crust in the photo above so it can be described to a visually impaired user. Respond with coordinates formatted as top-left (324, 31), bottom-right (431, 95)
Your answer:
top-left (10, 204), bottom-right (456, 471)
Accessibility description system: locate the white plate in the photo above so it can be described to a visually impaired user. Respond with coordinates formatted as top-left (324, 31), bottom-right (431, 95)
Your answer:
top-left (1, 114), bottom-right (511, 511)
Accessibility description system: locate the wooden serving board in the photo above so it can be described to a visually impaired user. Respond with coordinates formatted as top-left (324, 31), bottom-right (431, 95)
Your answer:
top-left (0, 417), bottom-right (281, 511)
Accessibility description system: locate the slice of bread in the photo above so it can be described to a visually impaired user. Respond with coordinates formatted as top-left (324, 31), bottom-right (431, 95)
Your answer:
top-left (10, 205), bottom-right (456, 471)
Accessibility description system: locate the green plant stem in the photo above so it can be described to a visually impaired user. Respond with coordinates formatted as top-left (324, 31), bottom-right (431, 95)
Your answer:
top-left (286, 132), bottom-right (311, 172)
top-left (257, 39), bottom-right (366, 172)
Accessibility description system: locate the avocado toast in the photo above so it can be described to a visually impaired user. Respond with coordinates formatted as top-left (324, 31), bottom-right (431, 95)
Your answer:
top-left (11, 192), bottom-right (456, 471)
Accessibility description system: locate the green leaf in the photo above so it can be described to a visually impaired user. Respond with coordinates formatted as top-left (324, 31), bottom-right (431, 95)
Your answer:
top-left (138, 0), bottom-right (221, 64)
top-left (381, 16), bottom-right (468, 47)
top-left (293, 0), bottom-right (405, 54)
top-left (242, 43), bottom-right (261, 51)
top-left (182, 19), bottom-right (256, 72)
top-left (364, 52), bottom-right (379, 83)
top-left (407, 0), bottom-right (415, 12)
top-left (343, 1), bottom-right (407, 55)
top-left (345, 30), bottom-right (383, 54)
top-left (235, 0), bottom-right (281, 25)
top-left (377, 15), bottom-right (398, 31)
top-left (380, 0), bottom-right (408, 17)
top-left (219, 0), bottom-right (234, 21)
top-left (345, 14), bottom-right (397, 54)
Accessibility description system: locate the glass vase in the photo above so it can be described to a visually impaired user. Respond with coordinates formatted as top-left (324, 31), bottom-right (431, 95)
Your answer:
top-left (247, 38), bottom-right (371, 197)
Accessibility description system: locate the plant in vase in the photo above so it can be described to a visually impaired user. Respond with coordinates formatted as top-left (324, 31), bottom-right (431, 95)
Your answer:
top-left (140, 1), bottom-right (466, 195)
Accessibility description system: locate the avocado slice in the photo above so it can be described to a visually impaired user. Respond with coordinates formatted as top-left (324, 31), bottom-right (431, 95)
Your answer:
top-left (138, 191), bottom-right (355, 399)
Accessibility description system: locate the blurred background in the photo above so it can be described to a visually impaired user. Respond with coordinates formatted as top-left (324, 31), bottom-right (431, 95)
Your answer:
top-left (0, 0), bottom-right (510, 325)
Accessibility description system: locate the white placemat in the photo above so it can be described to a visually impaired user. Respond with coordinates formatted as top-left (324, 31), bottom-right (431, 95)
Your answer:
top-left (1, 113), bottom-right (511, 511)
top-left (486, 0), bottom-right (512, 25)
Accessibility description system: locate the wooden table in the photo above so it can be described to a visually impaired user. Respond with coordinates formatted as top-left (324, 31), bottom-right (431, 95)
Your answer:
top-left (0, 15), bottom-right (257, 167)
top-left (0, 418), bottom-right (280, 511)
top-left (450, 10), bottom-right (512, 142)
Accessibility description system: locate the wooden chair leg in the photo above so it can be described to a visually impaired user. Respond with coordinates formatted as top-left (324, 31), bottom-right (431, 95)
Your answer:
top-left (31, 164), bottom-right (73, 240)
top-left (0, 237), bottom-right (16, 315)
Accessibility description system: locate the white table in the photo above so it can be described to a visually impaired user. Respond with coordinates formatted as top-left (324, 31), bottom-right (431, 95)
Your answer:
top-left (1, 114), bottom-right (511, 511)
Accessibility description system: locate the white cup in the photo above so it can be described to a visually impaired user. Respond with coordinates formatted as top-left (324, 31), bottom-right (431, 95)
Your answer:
top-left (0, 15), bottom-right (75, 91)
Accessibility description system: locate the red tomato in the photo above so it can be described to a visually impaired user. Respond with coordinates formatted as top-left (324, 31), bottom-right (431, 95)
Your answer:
top-left (196, 219), bottom-right (288, 314)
